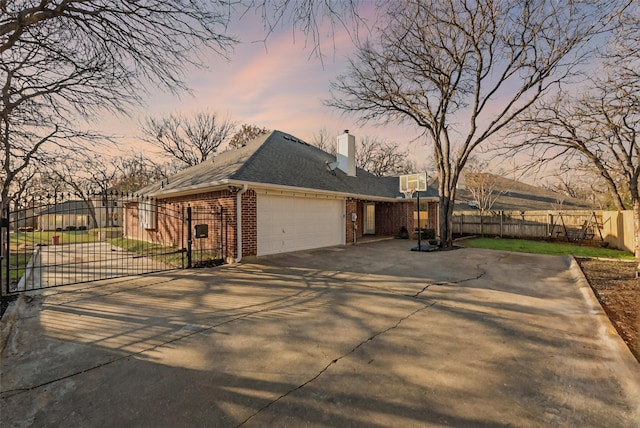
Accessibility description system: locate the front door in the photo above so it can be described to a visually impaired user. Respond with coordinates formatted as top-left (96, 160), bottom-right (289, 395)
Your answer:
top-left (364, 203), bottom-right (375, 234)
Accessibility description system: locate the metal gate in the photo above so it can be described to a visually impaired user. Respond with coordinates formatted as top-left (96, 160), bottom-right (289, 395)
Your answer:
top-left (1, 193), bottom-right (226, 295)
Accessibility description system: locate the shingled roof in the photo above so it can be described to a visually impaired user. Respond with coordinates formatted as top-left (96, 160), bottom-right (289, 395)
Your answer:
top-left (454, 173), bottom-right (597, 211)
top-left (36, 200), bottom-right (93, 215)
top-left (139, 130), bottom-right (404, 200)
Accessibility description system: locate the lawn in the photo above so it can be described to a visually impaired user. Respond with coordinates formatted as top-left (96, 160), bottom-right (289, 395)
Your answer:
top-left (107, 236), bottom-right (188, 268)
top-left (461, 237), bottom-right (635, 259)
top-left (2, 229), bottom-right (187, 294)
top-left (8, 227), bottom-right (122, 250)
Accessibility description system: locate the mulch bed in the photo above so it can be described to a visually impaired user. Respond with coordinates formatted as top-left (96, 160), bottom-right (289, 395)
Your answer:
top-left (577, 258), bottom-right (640, 363)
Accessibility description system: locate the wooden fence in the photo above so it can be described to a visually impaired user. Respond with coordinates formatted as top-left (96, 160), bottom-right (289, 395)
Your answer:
top-left (452, 210), bottom-right (635, 252)
top-left (601, 211), bottom-right (635, 252)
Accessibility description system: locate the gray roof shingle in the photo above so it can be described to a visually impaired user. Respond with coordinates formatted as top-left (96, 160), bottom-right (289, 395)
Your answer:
top-left (453, 174), bottom-right (597, 211)
top-left (140, 130), bottom-right (407, 200)
top-left (37, 201), bottom-right (93, 215)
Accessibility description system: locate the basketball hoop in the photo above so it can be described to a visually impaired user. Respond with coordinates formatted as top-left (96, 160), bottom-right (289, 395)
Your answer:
top-left (402, 188), bottom-right (416, 199)
top-left (399, 173), bottom-right (427, 198)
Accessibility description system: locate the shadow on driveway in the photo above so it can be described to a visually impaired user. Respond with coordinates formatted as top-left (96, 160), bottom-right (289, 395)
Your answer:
top-left (1, 240), bottom-right (639, 427)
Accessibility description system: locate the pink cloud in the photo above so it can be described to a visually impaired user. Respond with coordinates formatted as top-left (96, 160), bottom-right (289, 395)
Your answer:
top-left (90, 8), bottom-right (425, 162)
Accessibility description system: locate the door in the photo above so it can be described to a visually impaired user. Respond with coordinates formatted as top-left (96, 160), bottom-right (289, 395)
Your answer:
top-left (257, 195), bottom-right (344, 256)
top-left (364, 203), bottom-right (375, 234)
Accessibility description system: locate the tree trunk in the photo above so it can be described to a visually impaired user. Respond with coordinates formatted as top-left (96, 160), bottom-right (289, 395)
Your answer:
top-left (438, 196), bottom-right (454, 248)
top-left (633, 198), bottom-right (640, 277)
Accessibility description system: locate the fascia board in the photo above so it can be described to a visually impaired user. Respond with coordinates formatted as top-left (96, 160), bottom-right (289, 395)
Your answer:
top-left (129, 179), bottom-right (436, 203)
top-left (227, 180), bottom-right (404, 203)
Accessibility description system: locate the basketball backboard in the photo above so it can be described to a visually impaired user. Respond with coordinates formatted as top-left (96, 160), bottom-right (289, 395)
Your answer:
top-left (399, 173), bottom-right (427, 195)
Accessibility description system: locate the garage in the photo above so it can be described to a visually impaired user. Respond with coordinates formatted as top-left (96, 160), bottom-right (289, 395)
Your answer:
top-left (257, 194), bottom-right (345, 256)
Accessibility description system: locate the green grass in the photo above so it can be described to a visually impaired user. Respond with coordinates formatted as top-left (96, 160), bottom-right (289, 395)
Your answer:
top-left (10, 229), bottom-right (104, 249)
top-left (107, 237), bottom-right (187, 268)
top-left (461, 237), bottom-right (635, 259)
top-left (1, 253), bottom-right (30, 286)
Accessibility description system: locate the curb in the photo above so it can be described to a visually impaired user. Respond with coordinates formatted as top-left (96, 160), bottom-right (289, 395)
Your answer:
top-left (569, 256), bottom-right (640, 419)
top-left (0, 293), bottom-right (26, 356)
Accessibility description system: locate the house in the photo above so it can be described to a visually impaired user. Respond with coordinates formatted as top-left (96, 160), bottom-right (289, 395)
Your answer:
top-left (454, 173), bottom-right (598, 211)
top-left (124, 130), bottom-right (438, 261)
top-left (37, 196), bottom-right (121, 231)
top-left (37, 200), bottom-right (94, 231)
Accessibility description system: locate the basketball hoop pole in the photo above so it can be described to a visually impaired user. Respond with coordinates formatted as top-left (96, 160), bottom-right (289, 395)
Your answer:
top-left (417, 190), bottom-right (422, 249)
top-left (399, 173), bottom-right (434, 251)
top-left (403, 187), bottom-right (422, 249)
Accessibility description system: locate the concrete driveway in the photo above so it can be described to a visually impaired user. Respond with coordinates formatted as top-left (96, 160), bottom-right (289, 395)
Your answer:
top-left (13, 242), bottom-right (175, 292)
top-left (1, 240), bottom-right (639, 427)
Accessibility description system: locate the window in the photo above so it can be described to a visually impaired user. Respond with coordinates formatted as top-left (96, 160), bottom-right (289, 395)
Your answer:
top-left (139, 200), bottom-right (157, 229)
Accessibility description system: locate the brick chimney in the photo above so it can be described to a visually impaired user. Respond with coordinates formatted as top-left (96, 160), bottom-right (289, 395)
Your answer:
top-left (336, 130), bottom-right (356, 177)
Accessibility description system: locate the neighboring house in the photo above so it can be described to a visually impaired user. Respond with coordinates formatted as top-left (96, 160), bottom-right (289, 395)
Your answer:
top-left (89, 193), bottom-right (122, 228)
top-left (37, 197), bottom-right (122, 231)
top-left (10, 207), bottom-right (37, 231)
top-left (454, 173), bottom-right (598, 212)
top-left (37, 201), bottom-right (94, 231)
top-left (124, 130), bottom-right (438, 261)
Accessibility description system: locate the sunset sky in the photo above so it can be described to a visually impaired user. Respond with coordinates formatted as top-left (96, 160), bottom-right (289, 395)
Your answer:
top-left (94, 7), bottom-right (430, 165)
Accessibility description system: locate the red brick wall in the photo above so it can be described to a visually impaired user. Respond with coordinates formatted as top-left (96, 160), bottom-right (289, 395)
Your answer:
top-left (241, 190), bottom-right (257, 257)
top-left (343, 199), bottom-right (414, 241)
top-left (374, 201), bottom-right (414, 236)
top-left (345, 199), bottom-right (359, 244)
top-left (427, 201), bottom-right (438, 231)
top-left (123, 201), bottom-right (184, 247)
top-left (123, 190), bottom-right (239, 259)
top-left (123, 191), bottom-right (423, 259)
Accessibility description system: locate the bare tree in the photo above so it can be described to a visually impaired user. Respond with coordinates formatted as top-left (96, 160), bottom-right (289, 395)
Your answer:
top-left (356, 136), bottom-right (411, 176)
top-left (111, 154), bottom-right (172, 194)
top-left (464, 160), bottom-right (503, 236)
top-left (141, 111), bottom-right (236, 167)
top-left (310, 129), bottom-right (412, 176)
top-left (328, 0), bottom-right (618, 248)
top-left (243, 0), bottom-right (364, 60)
top-left (311, 128), bottom-right (335, 153)
top-left (1, 1), bottom-right (237, 211)
top-left (464, 162), bottom-right (503, 214)
top-left (545, 172), bottom-right (614, 210)
top-left (1, 1), bottom-right (367, 211)
top-left (43, 153), bottom-right (124, 227)
top-left (507, 10), bottom-right (640, 258)
top-left (227, 124), bottom-right (270, 149)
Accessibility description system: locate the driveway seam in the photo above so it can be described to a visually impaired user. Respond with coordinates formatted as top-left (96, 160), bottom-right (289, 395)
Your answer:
top-left (235, 301), bottom-right (437, 427)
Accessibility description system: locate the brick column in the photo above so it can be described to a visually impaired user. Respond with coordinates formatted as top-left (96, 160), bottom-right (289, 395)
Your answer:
top-left (345, 199), bottom-right (358, 244)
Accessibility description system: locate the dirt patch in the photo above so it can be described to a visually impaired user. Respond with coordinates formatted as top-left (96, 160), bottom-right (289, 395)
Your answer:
top-left (577, 258), bottom-right (640, 363)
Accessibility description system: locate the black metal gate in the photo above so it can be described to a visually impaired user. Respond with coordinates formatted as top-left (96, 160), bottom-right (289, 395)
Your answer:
top-left (186, 205), bottom-right (228, 269)
top-left (1, 194), bottom-right (226, 295)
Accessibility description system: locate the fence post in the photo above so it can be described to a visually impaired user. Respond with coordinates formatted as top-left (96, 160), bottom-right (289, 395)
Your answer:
top-left (1, 206), bottom-right (7, 295)
top-left (186, 206), bottom-right (192, 268)
top-left (219, 207), bottom-right (224, 260)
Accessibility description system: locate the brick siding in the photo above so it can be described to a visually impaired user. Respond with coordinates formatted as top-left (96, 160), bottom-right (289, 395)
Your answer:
top-left (124, 190), bottom-right (424, 261)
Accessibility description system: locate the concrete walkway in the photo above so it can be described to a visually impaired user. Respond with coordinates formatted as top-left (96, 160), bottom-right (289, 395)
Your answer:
top-left (1, 240), bottom-right (639, 427)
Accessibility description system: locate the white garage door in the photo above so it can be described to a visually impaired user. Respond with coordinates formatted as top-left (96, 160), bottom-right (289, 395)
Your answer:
top-left (257, 195), bottom-right (345, 256)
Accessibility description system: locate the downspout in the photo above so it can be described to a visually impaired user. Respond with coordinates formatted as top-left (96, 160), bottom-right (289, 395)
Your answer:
top-left (235, 184), bottom-right (248, 263)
